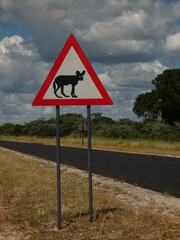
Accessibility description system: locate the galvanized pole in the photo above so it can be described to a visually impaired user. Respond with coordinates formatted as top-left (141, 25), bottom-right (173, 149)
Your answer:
top-left (56, 106), bottom-right (61, 230)
top-left (87, 105), bottom-right (93, 222)
top-left (82, 119), bottom-right (84, 146)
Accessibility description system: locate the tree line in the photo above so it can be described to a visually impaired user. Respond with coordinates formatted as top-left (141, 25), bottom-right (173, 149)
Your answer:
top-left (0, 112), bottom-right (179, 141)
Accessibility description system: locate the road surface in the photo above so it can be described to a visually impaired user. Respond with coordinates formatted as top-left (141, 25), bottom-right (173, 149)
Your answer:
top-left (0, 140), bottom-right (180, 197)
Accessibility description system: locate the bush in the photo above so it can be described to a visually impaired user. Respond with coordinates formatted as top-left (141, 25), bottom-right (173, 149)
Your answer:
top-left (0, 113), bottom-right (179, 141)
top-left (0, 123), bottom-right (23, 136)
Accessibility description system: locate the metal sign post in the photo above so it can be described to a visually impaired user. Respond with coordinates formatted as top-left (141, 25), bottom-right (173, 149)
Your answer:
top-left (56, 106), bottom-right (61, 229)
top-left (87, 105), bottom-right (93, 222)
top-left (78, 120), bottom-right (87, 146)
top-left (82, 119), bottom-right (84, 146)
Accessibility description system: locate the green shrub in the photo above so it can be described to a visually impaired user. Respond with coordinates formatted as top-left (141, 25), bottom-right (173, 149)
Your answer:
top-left (0, 113), bottom-right (179, 141)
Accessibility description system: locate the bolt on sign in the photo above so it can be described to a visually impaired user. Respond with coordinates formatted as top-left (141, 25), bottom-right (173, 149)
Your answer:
top-left (32, 34), bottom-right (113, 230)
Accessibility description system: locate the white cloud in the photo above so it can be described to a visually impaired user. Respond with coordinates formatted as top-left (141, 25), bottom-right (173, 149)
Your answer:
top-left (0, 35), bottom-right (49, 94)
top-left (43, 107), bottom-right (54, 115)
top-left (0, 35), bottom-right (33, 56)
top-left (0, 90), bottom-right (56, 125)
top-left (165, 32), bottom-right (180, 53)
top-left (98, 73), bottom-right (116, 90)
top-left (100, 60), bottom-right (167, 91)
top-left (79, 10), bottom-right (148, 42)
top-left (0, 0), bottom-right (178, 63)
top-left (0, 35), bottom-right (53, 124)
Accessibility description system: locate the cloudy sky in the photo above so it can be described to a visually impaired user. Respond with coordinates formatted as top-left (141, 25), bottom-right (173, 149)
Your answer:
top-left (0, 0), bottom-right (180, 125)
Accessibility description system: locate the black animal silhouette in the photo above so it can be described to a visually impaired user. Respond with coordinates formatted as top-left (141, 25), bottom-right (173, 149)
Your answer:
top-left (53, 70), bottom-right (86, 98)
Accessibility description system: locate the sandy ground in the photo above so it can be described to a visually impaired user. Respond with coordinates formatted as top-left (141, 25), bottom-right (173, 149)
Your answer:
top-left (0, 147), bottom-right (180, 239)
top-left (63, 164), bottom-right (180, 217)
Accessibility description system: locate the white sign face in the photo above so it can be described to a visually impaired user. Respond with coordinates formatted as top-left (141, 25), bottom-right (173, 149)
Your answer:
top-left (43, 47), bottom-right (102, 100)
top-left (32, 34), bottom-right (113, 106)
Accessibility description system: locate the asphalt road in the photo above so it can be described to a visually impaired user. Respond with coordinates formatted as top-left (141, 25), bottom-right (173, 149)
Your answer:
top-left (0, 140), bottom-right (180, 197)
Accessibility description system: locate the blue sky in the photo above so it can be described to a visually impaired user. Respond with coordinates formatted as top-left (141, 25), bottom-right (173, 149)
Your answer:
top-left (163, 0), bottom-right (178, 3)
top-left (0, 22), bottom-right (31, 40)
top-left (0, 0), bottom-right (180, 124)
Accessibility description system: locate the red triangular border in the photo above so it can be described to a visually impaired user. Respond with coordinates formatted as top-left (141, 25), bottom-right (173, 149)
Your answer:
top-left (32, 34), bottom-right (113, 106)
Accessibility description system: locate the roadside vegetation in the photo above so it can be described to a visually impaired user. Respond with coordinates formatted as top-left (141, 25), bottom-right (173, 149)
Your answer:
top-left (0, 112), bottom-right (180, 142)
top-left (1, 147), bottom-right (180, 239)
top-left (0, 112), bottom-right (180, 156)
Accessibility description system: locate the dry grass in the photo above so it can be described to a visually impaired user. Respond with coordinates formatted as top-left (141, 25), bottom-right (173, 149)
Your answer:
top-left (1, 135), bottom-right (180, 157)
top-left (0, 147), bottom-right (180, 239)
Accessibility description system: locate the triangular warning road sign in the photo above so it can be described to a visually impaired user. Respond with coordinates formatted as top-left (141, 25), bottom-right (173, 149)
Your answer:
top-left (32, 34), bottom-right (113, 106)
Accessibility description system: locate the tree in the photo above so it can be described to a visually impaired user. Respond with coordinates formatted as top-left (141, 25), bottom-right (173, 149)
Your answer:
top-left (0, 123), bottom-right (15, 135)
top-left (91, 112), bottom-right (114, 124)
top-left (14, 124), bottom-right (23, 136)
top-left (133, 69), bottom-right (180, 124)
